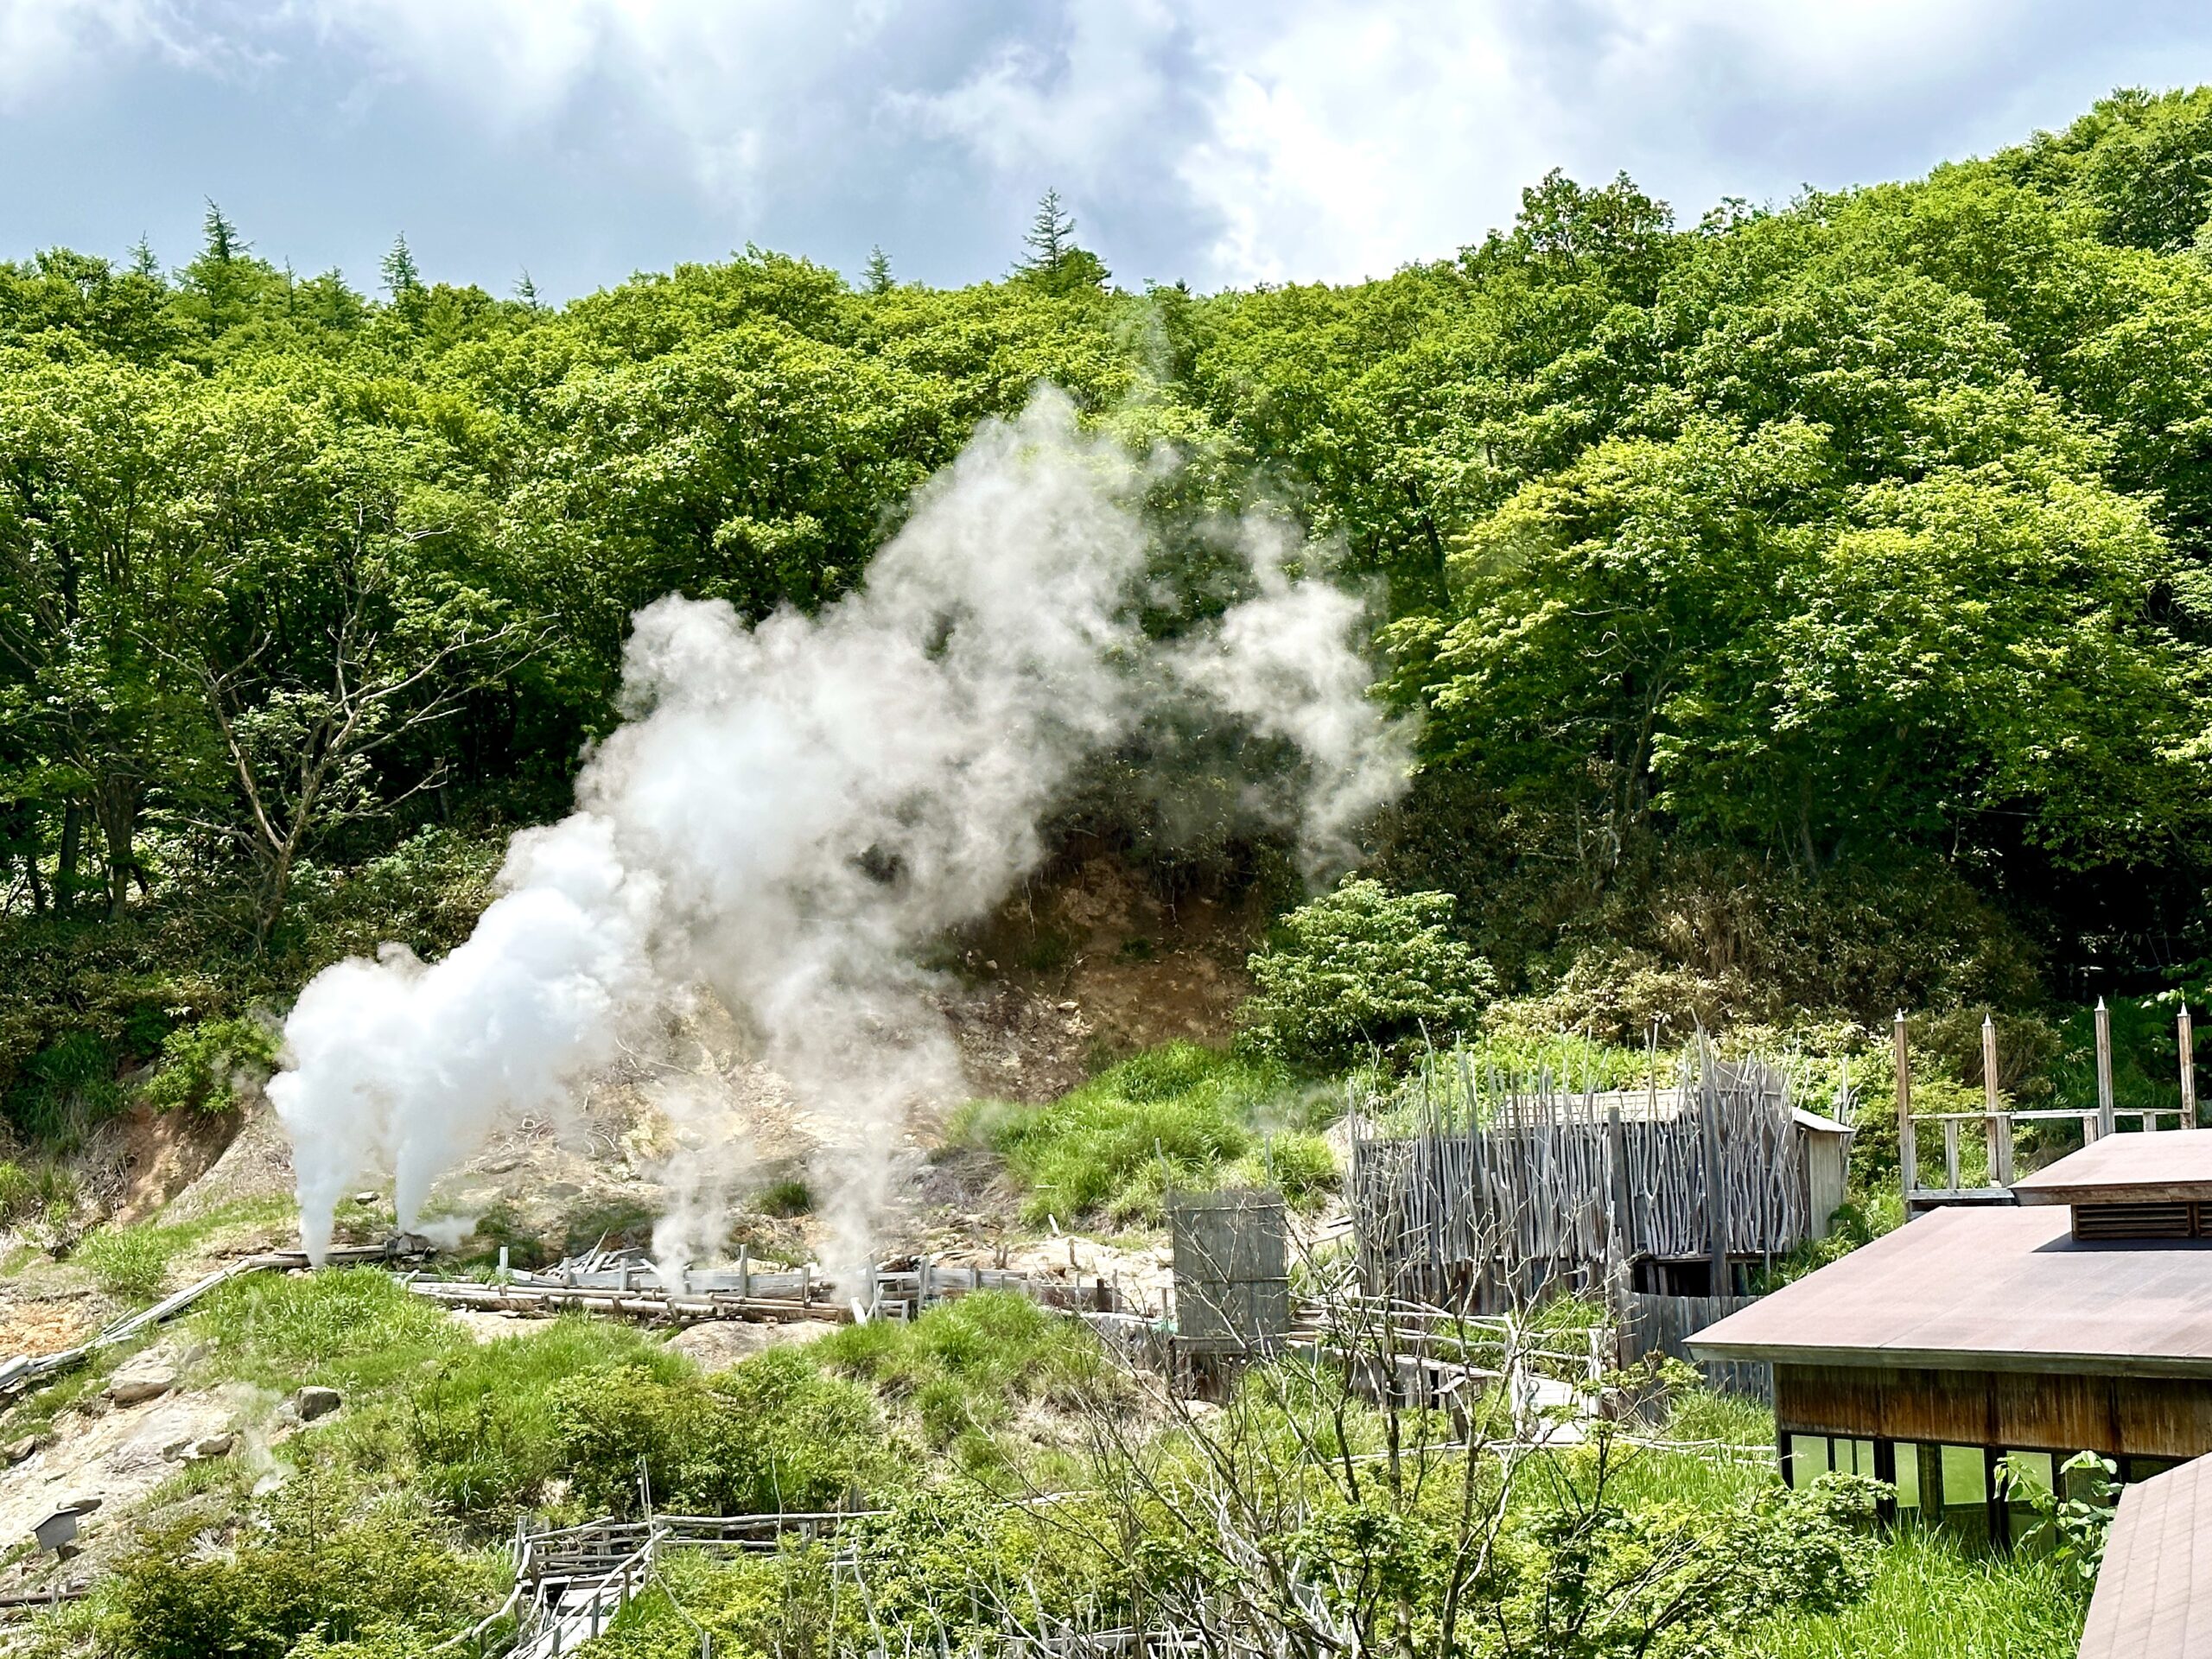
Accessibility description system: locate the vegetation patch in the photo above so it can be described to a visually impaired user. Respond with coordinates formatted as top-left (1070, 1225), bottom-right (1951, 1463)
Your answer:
top-left (952, 1043), bottom-right (1330, 1225)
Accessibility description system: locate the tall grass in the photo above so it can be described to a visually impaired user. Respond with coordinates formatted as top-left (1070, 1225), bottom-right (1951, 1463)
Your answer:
top-left (73, 1195), bottom-right (296, 1305)
top-left (1742, 1526), bottom-right (2086, 1658)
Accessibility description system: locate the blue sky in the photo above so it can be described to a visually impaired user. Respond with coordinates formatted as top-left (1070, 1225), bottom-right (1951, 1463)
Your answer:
top-left (3, 1), bottom-right (2210, 301)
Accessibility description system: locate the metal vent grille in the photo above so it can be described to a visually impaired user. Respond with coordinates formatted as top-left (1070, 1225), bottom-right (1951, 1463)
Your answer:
top-left (2073, 1202), bottom-right (2200, 1240)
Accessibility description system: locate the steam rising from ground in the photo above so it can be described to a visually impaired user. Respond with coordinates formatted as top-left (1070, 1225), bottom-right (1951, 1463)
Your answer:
top-left (270, 393), bottom-right (1408, 1268)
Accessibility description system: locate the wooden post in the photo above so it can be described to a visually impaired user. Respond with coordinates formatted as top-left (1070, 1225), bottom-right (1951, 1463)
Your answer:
top-left (736, 1246), bottom-right (749, 1302)
top-left (1894, 1012), bottom-right (1916, 1207)
top-left (1700, 1040), bottom-right (1728, 1294)
top-left (1982, 1015), bottom-right (2012, 1185)
top-left (1918, 1441), bottom-right (1945, 1520)
top-left (2096, 998), bottom-right (2117, 1140)
top-left (1606, 1103), bottom-right (1631, 1291)
top-left (2183, 1004), bottom-right (2197, 1128)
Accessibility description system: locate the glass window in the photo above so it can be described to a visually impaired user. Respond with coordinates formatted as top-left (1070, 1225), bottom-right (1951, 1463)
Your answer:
top-left (1840, 1438), bottom-right (1876, 1478)
top-left (1789, 1434), bottom-right (1827, 1490)
top-left (1941, 1444), bottom-right (1987, 1503)
top-left (2004, 1451), bottom-right (2055, 1497)
top-left (1893, 1442), bottom-right (1922, 1510)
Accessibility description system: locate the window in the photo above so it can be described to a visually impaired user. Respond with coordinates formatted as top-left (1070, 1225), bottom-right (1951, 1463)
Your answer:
top-left (1892, 1442), bottom-right (1922, 1510)
top-left (1788, 1434), bottom-right (1827, 1491)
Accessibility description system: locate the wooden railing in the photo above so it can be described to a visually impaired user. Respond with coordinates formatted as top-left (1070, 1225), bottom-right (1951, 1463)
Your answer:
top-left (1897, 1003), bottom-right (2200, 1207)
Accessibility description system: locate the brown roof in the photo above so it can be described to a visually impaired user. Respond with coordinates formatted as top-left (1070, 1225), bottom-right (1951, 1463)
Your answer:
top-left (2081, 1455), bottom-right (2212, 1659)
top-left (1688, 1206), bottom-right (2212, 1377)
top-left (2013, 1129), bottom-right (2212, 1208)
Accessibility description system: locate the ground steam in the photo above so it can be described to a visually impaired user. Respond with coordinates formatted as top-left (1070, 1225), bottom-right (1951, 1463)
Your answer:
top-left (270, 393), bottom-right (1408, 1268)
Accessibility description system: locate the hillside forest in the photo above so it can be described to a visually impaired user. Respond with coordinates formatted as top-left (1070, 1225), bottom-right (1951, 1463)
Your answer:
top-left (3, 91), bottom-right (2212, 1148)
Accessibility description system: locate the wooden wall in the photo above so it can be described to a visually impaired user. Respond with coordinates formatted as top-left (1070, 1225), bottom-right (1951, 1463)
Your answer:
top-left (1620, 1291), bottom-right (1770, 1402)
top-left (1777, 1363), bottom-right (2212, 1460)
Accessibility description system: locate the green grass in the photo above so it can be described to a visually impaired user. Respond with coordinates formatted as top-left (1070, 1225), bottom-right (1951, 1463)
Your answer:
top-left (71, 1194), bottom-right (297, 1305)
top-left (819, 1290), bottom-right (1113, 1459)
top-left (1742, 1525), bottom-right (2087, 1657)
top-left (951, 1043), bottom-right (1332, 1225)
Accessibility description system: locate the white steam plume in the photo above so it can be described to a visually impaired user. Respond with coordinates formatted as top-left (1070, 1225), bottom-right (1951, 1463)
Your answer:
top-left (270, 391), bottom-right (1409, 1265)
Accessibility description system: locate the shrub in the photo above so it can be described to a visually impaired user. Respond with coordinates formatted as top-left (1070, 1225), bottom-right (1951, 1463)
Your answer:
top-left (953, 1044), bottom-right (1291, 1224)
top-left (548, 1347), bottom-right (891, 1517)
top-left (819, 1290), bottom-right (1110, 1452)
top-left (105, 1490), bottom-right (498, 1659)
top-left (139, 1014), bottom-right (279, 1115)
top-left (1238, 879), bottom-right (1497, 1071)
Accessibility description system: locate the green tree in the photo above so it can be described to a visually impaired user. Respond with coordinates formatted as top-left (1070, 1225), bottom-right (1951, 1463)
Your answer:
top-left (1239, 878), bottom-right (1497, 1069)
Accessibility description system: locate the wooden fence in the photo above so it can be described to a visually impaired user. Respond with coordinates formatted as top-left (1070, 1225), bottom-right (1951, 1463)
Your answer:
top-left (1346, 1049), bottom-right (1811, 1310)
top-left (1618, 1291), bottom-right (1770, 1402)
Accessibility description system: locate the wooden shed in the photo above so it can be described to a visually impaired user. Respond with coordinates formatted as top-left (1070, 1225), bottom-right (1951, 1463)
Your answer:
top-left (1692, 1130), bottom-right (2212, 1545)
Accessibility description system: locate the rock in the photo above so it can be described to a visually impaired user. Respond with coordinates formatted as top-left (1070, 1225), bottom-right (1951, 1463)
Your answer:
top-left (666, 1319), bottom-right (842, 1372)
top-left (105, 1356), bottom-right (179, 1407)
top-left (161, 1437), bottom-right (194, 1462)
top-left (289, 1386), bottom-right (341, 1422)
top-left (352, 1192), bottom-right (378, 1205)
top-left (3, 1435), bottom-right (37, 1463)
top-left (186, 1433), bottom-right (236, 1461)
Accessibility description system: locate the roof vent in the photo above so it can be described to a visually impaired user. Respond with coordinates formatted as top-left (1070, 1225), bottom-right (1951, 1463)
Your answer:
top-left (2073, 1201), bottom-right (2202, 1241)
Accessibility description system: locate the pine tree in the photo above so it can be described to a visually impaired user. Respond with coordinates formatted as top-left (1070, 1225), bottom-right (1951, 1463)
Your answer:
top-left (201, 200), bottom-right (245, 266)
top-left (127, 236), bottom-right (160, 281)
top-left (1019, 189), bottom-right (1076, 275)
top-left (514, 269), bottom-right (541, 308)
top-left (863, 245), bottom-right (893, 295)
top-left (381, 233), bottom-right (423, 299)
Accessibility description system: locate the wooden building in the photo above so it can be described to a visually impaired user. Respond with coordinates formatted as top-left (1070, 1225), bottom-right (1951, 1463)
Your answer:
top-left (1692, 1130), bottom-right (2212, 1545)
top-left (2078, 1453), bottom-right (2212, 1658)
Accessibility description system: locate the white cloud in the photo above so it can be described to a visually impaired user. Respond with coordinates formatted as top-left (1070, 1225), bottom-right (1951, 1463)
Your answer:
top-left (0, 0), bottom-right (228, 110)
top-left (0, 0), bottom-right (2197, 290)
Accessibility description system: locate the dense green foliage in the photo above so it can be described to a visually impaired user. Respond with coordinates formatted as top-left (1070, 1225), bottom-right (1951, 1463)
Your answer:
top-left (952, 1042), bottom-right (1334, 1223)
top-left (5, 91), bottom-right (2212, 1143)
top-left (817, 1288), bottom-right (1114, 1459)
top-left (548, 1349), bottom-right (890, 1516)
top-left (1240, 877), bottom-right (1497, 1067)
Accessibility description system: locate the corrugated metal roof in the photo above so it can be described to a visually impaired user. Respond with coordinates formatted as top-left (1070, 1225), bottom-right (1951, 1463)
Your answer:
top-left (1688, 1206), bottom-right (2212, 1376)
top-left (2014, 1130), bottom-right (2212, 1208)
top-left (2081, 1455), bottom-right (2212, 1659)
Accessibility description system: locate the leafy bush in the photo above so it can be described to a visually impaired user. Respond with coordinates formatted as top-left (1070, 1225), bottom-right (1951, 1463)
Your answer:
top-left (139, 1014), bottom-right (279, 1114)
top-left (819, 1290), bottom-right (1111, 1452)
top-left (953, 1044), bottom-right (1302, 1224)
top-left (1238, 879), bottom-right (1497, 1071)
top-left (548, 1347), bottom-right (890, 1517)
top-left (105, 1490), bottom-right (499, 1659)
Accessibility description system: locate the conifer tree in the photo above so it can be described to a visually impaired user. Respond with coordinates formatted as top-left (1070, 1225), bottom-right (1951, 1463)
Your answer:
top-left (1019, 189), bottom-right (1075, 275)
top-left (863, 245), bottom-right (893, 295)
top-left (380, 233), bottom-right (423, 299)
